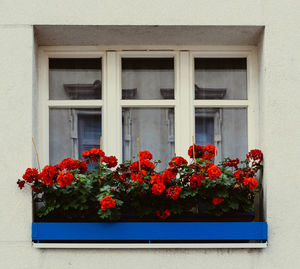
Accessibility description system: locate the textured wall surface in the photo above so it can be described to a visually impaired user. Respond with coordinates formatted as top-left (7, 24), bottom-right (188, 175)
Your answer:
top-left (1, 0), bottom-right (300, 268)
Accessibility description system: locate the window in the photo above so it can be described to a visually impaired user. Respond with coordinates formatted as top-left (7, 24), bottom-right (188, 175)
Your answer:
top-left (38, 47), bottom-right (258, 170)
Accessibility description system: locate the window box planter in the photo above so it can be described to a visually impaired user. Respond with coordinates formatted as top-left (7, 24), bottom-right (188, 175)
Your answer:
top-left (32, 221), bottom-right (268, 244)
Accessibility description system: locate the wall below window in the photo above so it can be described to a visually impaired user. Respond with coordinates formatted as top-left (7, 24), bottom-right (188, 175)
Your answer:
top-left (1, 1), bottom-right (300, 269)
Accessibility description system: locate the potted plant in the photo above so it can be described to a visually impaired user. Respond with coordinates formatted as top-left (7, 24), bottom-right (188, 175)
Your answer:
top-left (18, 144), bottom-right (266, 242)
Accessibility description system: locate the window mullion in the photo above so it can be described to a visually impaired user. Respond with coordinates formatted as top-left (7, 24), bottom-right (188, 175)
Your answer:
top-left (175, 51), bottom-right (193, 159)
top-left (103, 51), bottom-right (122, 160)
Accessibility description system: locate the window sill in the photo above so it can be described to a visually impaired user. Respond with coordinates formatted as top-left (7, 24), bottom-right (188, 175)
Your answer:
top-left (32, 242), bottom-right (268, 249)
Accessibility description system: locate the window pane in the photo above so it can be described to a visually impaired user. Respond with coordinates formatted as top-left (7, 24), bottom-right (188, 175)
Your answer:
top-left (50, 108), bottom-right (101, 165)
top-left (195, 108), bottom-right (248, 161)
top-left (122, 58), bottom-right (174, 100)
top-left (49, 58), bottom-right (102, 100)
top-left (122, 108), bottom-right (175, 170)
top-left (194, 58), bottom-right (247, 100)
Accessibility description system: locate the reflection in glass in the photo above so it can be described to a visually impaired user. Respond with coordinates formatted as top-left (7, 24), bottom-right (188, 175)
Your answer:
top-left (50, 108), bottom-right (101, 165)
top-left (122, 108), bottom-right (175, 171)
top-left (194, 58), bottom-right (247, 100)
top-left (195, 108), bottom-right (248, 161)
top-left (122, 58), bottom-right (174, 100)
top-left (49, 58), bottom-right (102, 100)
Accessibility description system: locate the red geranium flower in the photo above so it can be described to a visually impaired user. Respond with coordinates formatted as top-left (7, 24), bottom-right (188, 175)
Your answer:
top-left (168, 156), bottom-right (188, 167)
top-left (131, 170), bottom-right (147, 184)
top-left (243, 177), bottom-right (258, 190)
top-left (40, 165), bottom-right (59, 186)
top-left (57, 171), bottom-right (74, 187)
top-left (212, 197), bottom-right (224, 205)
top-left (59, 158), bottom-right (88, 173)
top-left (162, 168), bottom-right (177, 183)
top-left (17, 179), bottom-right (25, 189)
top-left (166, 185), bottom-right (182, 200)
top-left (188, 144), bottom-right (204, 159)
top-left (102, 156), bottom-right (118, 168)
top-left (247, 149), bottom-right (263, 166)
top-left (22, 168), bottom-right (40, 183)
top-left (82, 148), bottom-right (105, 163)
top-left (151, 183), bottom-right (166, 196)
top-left (139, 151), bottom-right (153, 160)
top-left (203, 144), bottom-right (216, 160)
top-left (100, 195), bottom-right (116, 211)
top-left (31, 186), bottom-right (40, 193)
top-left (150, 174), bottom-right (163, 184)
top-left (224, 158), bottom-right (240, 169)
top-left (233, 170), bottom-right (249, 183)
top-left (130, 159), bottom-right (155, 173)
top-left (207, 165), bottom-right (222, 180)
top-left (190, 174), bottom-right (204, 188)
top-left (157, 209), bottom-right (171, 219)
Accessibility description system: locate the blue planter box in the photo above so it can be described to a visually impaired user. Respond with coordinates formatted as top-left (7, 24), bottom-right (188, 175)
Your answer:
top-left (32, 222), bottom-right (267, 242)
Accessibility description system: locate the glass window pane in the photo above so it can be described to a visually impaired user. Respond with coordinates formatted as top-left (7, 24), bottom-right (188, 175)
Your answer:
top-left (122, 58), bottom-right (174, 100)
top-left (194, 58), bottom-right (247, 100)
top-left (49, 58), bottom-right (102, 100)
top-left (50, 108), bottom-right (101, 165)
top-left (122, 108), bottom-right (175, 170)
top-left (195, 108), bottom-right (248, 161)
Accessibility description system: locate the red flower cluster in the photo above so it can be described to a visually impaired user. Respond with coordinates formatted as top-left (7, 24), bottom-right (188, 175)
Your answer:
top-left (102, 156), bottom-right (118, 168)
top-left (40, 165), bottom-right (59, 186)
top-left (166, 185), bottom-right (182, 200)
top-left (57, 171), bottom-right (74, 188)
top-left (203, 144), bottom-right (216, 160)
top-left (233, 170), bottom-right (249, 183)
top-left (247, 149), bottom-right (263, 166)
top-left (157, 209), bottom-right (171, 219)
top-left (22, 168), bottom-right (40, 183)
top-left (82, 148), bottom-right (105, 163)
top-left (212, 197), bottom-right (224, 205)
top-left (243, 177), bottom-right (258, 190)
top-left (100, 195), bottom-right (116, 211)
top-left (60, 158), bottom-right (88, 173)
top-left (162, 168), bottom-right (177, 183)
top-left (139, 151), bottom-right (153, 160)
top-left (224, 158), bottom-right (240, 169)
top-left (131, 170), bottom-right (147, 184)
top-left (150, 174), bottom-right (165, 195)
top-left (130, 159), bottom-right (155, 173)
top-left (17, 179), bottom-right (25, 189)
top-left (190, 174), bottom-right (204, 188)
top-left (168, 156), bottom-right (187, 168)
top-left (188, 144), bottom-right (204, 158)
top-left (206, 165), bottom-right (222, 180)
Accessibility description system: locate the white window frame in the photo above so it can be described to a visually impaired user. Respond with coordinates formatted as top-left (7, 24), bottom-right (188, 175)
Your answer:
top-left (38, 45), bottom-right (259, 169)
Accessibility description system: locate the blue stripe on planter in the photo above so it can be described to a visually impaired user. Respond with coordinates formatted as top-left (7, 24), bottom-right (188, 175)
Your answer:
top-left (32, 222), bottom-right (267, 241)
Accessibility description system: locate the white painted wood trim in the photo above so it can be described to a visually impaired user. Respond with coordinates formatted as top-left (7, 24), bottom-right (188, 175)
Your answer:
top-left (175, 51), bottom-right (193, 159)
top-left (38, 48), bottom-right (49, 166)
top-left (40, 45), bottom-right (257, 53)
top-left (32, 242), bottom-right (268, 249)
top-left (247, 48), bottom-right (260, 150)
top-left (120, 100), bottom-right (175, 107)
top-left (48, 100), bottom-right (103, 108)
top-left (103, 51), bottom-right (122, 159)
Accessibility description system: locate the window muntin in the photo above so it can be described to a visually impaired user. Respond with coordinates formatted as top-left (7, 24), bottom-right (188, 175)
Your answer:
top-left (49, 58), bottom-right (102, 100)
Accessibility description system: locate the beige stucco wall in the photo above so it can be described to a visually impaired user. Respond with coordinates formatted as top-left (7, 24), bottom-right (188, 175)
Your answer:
top-left (1, 1), bottom-right (300, 268)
